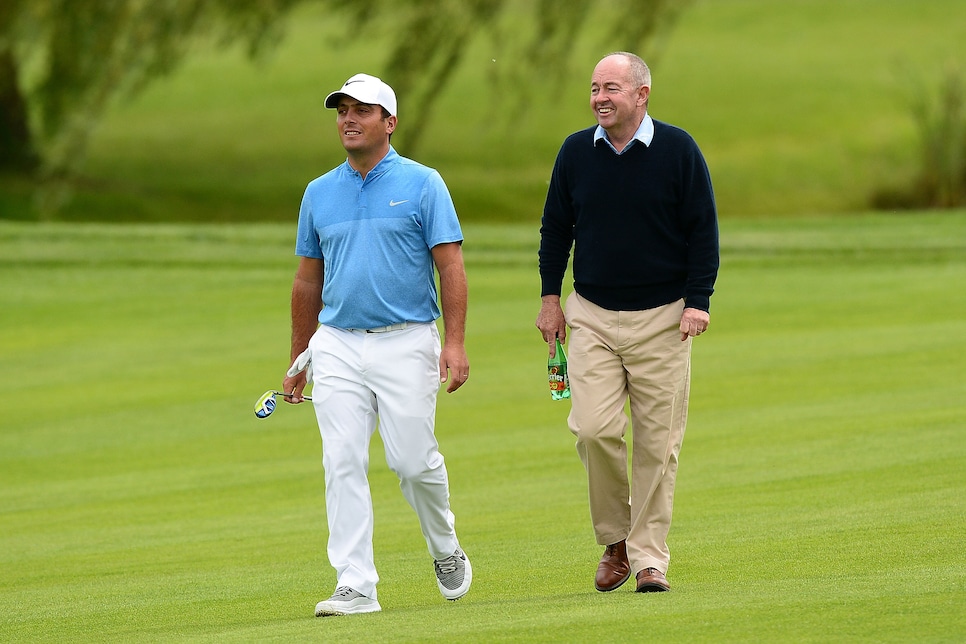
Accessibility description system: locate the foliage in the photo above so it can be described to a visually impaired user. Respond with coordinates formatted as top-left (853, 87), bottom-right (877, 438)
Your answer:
top-left (0, 0), bottom-right (36, 171)
top-left (0, 0), bottom-right (303, 213)
top-left (872, 65), bottom-right (966, 209)
top-left (0, 0), bottom-right (688, 216)
top-left (4, 1), bottom-right (964, 222)
top-left (341, 0), bottom-right (689, 152)
top-left (910, 65), bottom-right (966, 207)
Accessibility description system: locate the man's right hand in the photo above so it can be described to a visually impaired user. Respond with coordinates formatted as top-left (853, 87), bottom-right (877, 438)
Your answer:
top-left (281, 373), bottom-right (308, 404)
top-left (535, 295), bottom-right (567, 357)
top-left (282, 346), bottom-right (312, 403)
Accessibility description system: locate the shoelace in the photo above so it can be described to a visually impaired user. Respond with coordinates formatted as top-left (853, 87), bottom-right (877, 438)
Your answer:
top-left (332, 586), bottom-right (357, 598)
top-left (436, 556), bottom-right (458, 575)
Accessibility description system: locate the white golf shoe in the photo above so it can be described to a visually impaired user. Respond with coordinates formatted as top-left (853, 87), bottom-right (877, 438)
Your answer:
top-left (434, 547), bottom-right (472, 600)
top-left (314, 586), bottom-right (382, 617)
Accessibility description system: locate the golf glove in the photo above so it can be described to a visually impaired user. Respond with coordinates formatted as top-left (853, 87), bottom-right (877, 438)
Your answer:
top-left (286, 348), bottom-right (312, 383)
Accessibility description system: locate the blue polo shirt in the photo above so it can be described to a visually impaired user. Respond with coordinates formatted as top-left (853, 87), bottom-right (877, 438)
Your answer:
top-left (295, 147), bottom-right (463, 329)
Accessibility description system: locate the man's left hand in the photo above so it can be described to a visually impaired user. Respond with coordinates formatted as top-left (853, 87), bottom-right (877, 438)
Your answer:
top-left (680, 307), bottom-right (710, 341)
top-left (440, 344), bottom-right (470, 393)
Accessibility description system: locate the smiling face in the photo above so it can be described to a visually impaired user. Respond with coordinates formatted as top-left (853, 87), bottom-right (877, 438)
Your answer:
top-left (590, 55), bottom-right (649, 148)
top-left (335, 97), bottom-right (396, 158)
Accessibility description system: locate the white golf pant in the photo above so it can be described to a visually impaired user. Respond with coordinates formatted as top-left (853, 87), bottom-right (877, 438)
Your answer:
top-left (308, 322), bottom-right (458, 600)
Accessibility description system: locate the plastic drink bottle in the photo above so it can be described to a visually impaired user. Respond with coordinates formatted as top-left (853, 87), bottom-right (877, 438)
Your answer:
top-left (548, 338), bottom-right (571, 400)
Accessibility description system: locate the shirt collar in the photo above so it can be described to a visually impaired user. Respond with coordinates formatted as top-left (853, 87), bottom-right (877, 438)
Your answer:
top-left (370, 146), bottom-right (398, 174)
top-left (345, 146), bottom-right (398, 178)
top-left (594, 114), bottom-right (654, 154)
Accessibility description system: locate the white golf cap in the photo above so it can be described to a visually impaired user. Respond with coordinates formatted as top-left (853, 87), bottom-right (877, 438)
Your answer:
top-left (324, 73), bottom-right (397, 117)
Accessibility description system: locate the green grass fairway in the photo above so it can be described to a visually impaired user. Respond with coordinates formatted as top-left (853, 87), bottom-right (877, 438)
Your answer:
top-left (1, 213), bottom-right (965, 641)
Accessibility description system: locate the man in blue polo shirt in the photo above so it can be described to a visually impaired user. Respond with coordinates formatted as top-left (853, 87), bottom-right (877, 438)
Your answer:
top-left (536, 52), bottom-right (719, 595)
top-left (282, 73), bottom-right (472, 616)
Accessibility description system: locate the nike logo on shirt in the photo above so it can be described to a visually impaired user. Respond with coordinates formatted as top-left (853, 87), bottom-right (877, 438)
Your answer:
top-left (389, 200), bottom-right (409, 206)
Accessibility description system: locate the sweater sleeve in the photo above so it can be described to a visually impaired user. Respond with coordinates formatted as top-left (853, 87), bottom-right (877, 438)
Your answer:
top-left (538, 141), bottom-right (576, 297)
top-left (680, 138), bottom-right (719, 312)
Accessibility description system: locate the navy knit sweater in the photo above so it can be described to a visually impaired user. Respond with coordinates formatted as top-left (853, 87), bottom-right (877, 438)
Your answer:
top-left (539, 120), bottom-right (719, 312)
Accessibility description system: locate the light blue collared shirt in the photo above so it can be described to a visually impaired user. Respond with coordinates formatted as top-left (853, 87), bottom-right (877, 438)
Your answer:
top-left (295, 147), bottom-right (463, 329)
top-left (593, 114), bottom-right (654, 154)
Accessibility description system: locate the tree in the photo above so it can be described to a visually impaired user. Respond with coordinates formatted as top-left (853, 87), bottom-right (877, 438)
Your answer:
top-left (0, 0), bottom-right (37, 171)
top-left (0, 0), bottom-right (690, 214)
top-left (1, 0), bottom-right (304, 211)
top-left (344, 0), bottom-right (690, 153)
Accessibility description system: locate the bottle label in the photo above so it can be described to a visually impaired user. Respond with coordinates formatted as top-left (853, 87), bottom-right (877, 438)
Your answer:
top-left (548, 339), bottom-right (571, 400)
top-left (549, 366), bottom-right (568, 392)
top-left (548, 366), bottom-right (570, 399)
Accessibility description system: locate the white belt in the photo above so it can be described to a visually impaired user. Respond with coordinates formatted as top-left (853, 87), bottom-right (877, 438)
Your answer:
top-left (357, 322), bottom-right (409, 334)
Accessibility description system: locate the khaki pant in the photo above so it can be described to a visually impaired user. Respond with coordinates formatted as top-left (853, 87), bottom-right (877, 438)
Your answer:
top-left (565, 292), bottom-right (691, 575)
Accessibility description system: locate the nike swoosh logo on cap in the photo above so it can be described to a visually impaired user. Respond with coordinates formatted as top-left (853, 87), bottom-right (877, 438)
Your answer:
top-left (389, 200), bottom-right (409, 206)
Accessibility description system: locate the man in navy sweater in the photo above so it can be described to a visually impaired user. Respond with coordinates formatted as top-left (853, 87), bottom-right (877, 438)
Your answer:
top-left (535, 51), bottom-right (719, 594)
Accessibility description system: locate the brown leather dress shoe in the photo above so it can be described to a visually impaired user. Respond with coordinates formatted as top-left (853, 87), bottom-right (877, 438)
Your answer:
top-left (636, 567), bottom-right (670, 592)
top-left (594, 541), bottom-right (631, 592)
